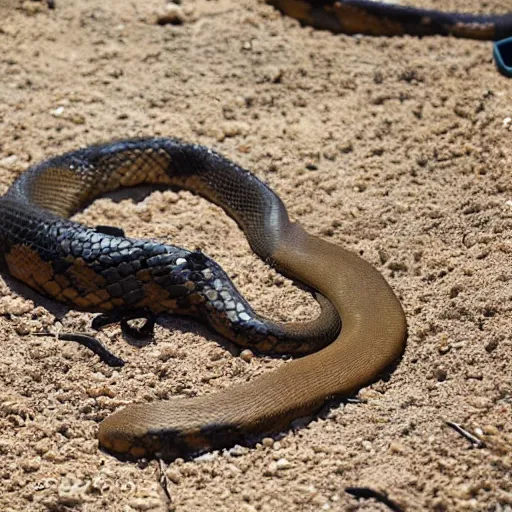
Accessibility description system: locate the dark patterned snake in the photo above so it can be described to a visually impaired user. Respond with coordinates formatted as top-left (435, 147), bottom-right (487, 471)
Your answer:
top-left (269, 0), bottom-right (512, 40)
top-left (0, 138), bottom-right (406, 458)
top-left (7, 0), bottom-right (506, 459)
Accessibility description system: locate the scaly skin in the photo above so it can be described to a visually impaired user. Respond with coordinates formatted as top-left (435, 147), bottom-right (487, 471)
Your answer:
top-left (0, 138), bottom-right (406, 459)
top-left (268, 0), bottom-right (512, 40)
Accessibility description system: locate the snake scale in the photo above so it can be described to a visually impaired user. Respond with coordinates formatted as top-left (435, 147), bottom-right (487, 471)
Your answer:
top-left (0, 138), bottom-right (405, 458)
top-left (3, 0), bottom-right (507, 459)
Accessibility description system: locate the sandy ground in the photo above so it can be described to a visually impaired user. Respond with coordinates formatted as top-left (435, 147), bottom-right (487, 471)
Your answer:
top-left (0, 0), bottom-right (511, 510)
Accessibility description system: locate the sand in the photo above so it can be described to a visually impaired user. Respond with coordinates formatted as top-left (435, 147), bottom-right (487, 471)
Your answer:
top-left (0, 0), bottom-right (510, 510)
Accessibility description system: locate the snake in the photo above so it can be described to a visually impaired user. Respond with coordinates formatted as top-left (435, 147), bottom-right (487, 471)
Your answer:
top-left (0, 138), bottom-right (406, 459)
top-left (268, 0), bottom-right (512, 40)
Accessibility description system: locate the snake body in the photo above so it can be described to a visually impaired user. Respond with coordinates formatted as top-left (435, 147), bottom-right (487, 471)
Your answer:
top-left (0, 138), bottom-right (406, 459)
top-left (269, 0), bottom-right (512, 40)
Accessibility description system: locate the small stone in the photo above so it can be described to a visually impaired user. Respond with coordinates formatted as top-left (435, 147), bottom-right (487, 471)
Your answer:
top-left (485, 338), bottom-right (499, 353)
top-left (378, 249), bottom-right (389, 264)
top-left (240, 349), bottom-right (254, 362)
top-left (51, 106), bottom-right (65, 117)
top-left (0, 155), bottom-right (18, 167)
top-left (437, 339), bottom-right (451, 355)
top-left (165, 468), bottom-right (181, 484)
top-left (273, 276), bottom-right (285, 286)
top-left (263, 461), bottom-right (278, 476)
top-left (358, 389), bottom-right (380, 401)
top-left (449, 285), bottom-right (463, 298)
top-left (156, 4), bottom-right (185, 25)
top-left (128, 496), bottom-right (162, 511)
top-left (262, 437), bottom-right (274, 448)
top-left (276, 458), bottom-right (291, 470)
top-left (229, 445), bottom-right (248, 457)
top-left (389, 442), bottom-right (406, 454)
top-left (21, 457), bottom-right (41, 473)
top-left (86, 387), bottom-right (115, 398)
top-left (194, 452), bottom-right (218, 463)
top-left (482, 425), bottom-right (499, 435)
top-left (361, 440), bottom-right (373, 452)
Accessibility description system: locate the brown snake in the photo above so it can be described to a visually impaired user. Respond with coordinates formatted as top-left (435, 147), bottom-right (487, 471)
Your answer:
top-left (0, 138), bottom-right (406, 459)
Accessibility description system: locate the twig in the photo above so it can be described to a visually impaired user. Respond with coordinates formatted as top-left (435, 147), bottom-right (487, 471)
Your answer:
top-left (345, 487), bottom-right (404, 512)
top-left (445, 421), bottom-right (485, 448)
top-left (31, 332), bottom-right (125, 368)
top-left (157, 459), bottom-right (173, 506)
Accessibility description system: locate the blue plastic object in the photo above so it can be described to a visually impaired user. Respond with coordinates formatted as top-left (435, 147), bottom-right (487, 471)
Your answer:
top-left (494, 37), bottom-right (512, 78)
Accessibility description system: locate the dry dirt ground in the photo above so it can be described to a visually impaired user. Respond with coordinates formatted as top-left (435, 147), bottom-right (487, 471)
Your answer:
top-left (0, 0), bottom-right (511, 511)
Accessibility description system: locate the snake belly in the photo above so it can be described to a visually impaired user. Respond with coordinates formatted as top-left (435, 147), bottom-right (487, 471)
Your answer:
top-left (0, 138), bottom-right (406, 459)
top-left (268, 0), bottom-right (512, 40)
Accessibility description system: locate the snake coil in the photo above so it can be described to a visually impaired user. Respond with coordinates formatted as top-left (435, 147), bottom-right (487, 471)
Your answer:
top-left (0, 138), bottom-right (406, 458)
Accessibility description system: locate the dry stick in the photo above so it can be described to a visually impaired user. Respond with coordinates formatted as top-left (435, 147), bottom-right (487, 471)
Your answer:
top-left (445, 421), bottom-right (485, 448)
top-left (157, 459), bottom-right (173, 506)
top-left (345, 487), bottom-right (404, 512)
top-left (31, 332), bottom-right (125, 368)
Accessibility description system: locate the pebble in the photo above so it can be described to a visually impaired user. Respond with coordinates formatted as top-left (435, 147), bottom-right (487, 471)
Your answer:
top-left (21, 457), bottom-right (41, 473)
top-left (156, 4), bottom-right (185, 25)
top-left (276, 458), bottom-right (291, 470)
top-left (165, 468), bottom-right (181, 484)
top-left (361, 440), bottom-right (373, 452)
top-left (128, 497), bottom-right (162, 511)
top-left (273, 276), bottom-right (285, 286)
top-left (482, 425), bottom-right (499, 435)
top-left (438, 342), bottom-right (451, 354)
top-left (240, 349), bottom-right (254, 362)
top-left (261, 437), bottom-right (274, 448)
top-left (389, 441), bottom-right (406, 454)
top-left (229, 444), bottom-right (249, 457)
top-left (51, 106), bottom-right (65, 117)
top-left (194, 452), bottom-right (218, 463)
top-left (485, 338), bottom-right (499, 353)
top-left (0, 155), bottom-right (18, 167)
top-left (358, 388), bottom-right (380, 401)
top-left (86, 387), bottom-right (115, 398)
top-left (263, 462), bottom-right (278, 476)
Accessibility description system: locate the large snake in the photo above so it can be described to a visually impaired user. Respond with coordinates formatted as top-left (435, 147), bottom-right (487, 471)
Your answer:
top-left (269, 0), bottom-right (512, 40)
top-left (0, 138), bottom-right (406, 459)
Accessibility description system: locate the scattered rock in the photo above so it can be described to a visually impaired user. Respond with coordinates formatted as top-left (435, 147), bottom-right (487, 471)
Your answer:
top-left (156, 4), bottom-right (185, 26)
